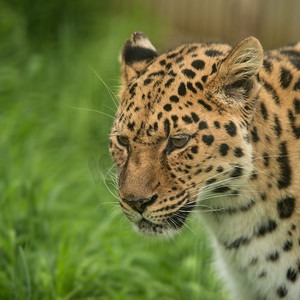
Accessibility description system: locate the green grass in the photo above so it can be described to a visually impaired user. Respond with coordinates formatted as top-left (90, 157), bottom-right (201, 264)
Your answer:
top-left (0, 1), bottom-right (227, 299)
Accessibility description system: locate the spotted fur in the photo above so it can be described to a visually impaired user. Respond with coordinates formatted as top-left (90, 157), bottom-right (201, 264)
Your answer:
top-left (109, 32), bottom-right (300, 300)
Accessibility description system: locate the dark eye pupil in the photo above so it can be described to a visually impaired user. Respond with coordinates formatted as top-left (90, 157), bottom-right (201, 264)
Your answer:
top-left (117, 135), bottom-right (129, 146)
top-left (170, 136), bottom-right (189, 148)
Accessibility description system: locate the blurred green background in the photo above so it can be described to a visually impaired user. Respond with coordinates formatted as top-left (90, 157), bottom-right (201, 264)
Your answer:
top-left (0, 0), bottom-right (299, 299)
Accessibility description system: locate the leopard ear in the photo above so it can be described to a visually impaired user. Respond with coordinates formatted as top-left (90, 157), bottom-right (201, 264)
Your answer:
top-left (212, 37), bottom-right (263, 105)
top-left (121, 32), bottom-right (158, 83)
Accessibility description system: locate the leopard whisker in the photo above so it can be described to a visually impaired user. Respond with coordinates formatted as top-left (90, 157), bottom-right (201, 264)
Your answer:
top-left (70, 106), bottom-right (115, 119)
top-left (169, 212), bottom-right (196, 235)
top-left (89, 66), bottom-right (119, 108)
top-left (103, 104), bottom-right (117, 114)
top-left (102, 173), bottom-right (119, 200)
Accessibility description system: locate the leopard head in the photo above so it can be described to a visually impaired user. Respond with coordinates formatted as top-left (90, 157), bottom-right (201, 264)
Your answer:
top-left (109, 32), bottom-right (263, 237)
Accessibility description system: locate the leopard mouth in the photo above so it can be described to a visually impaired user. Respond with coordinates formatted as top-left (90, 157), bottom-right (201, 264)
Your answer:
top-left (133, 200), bottom-right (195, 237)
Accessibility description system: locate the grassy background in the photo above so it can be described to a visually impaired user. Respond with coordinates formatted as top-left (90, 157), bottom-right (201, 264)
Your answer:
top-left (0, 1), bottom-right (227, 299)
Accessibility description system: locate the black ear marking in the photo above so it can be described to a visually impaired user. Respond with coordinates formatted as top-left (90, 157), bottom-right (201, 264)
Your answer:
top-left (121, 32), bottom-right (159, 83)
top-left (122, 40), bottom-right (158, 65)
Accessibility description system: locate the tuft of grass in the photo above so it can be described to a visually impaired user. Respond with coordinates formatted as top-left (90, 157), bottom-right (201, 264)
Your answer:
top-left (0, 1), bottom-right (227, 299)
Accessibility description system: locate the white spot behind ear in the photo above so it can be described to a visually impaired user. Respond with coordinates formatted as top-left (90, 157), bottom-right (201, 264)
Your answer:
top-left (132, 32), bottom-right (157, 52)
top-left (121, 32), bottom-right (158, 83)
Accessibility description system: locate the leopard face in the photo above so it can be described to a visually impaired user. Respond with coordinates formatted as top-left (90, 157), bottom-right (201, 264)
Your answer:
top-left (110, 32), bottom-right (263, 237)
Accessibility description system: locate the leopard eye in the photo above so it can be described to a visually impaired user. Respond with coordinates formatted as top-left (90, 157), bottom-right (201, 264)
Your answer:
top-left (117, 135), bottom-right (129, 147)
top-left (169, 135), bottom-right (190, 149)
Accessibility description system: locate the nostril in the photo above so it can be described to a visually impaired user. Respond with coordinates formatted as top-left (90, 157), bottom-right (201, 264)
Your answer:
top-left (122, 197), bottom-right (151, 214)
top-left (122, 195), bottom-right (157, 214)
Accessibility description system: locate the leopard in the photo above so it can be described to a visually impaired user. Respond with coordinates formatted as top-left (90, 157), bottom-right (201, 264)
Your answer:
top-left (109, 32), bottom-right (300, 300)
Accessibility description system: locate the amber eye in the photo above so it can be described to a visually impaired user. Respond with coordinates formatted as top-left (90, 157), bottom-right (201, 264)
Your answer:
top-left (169, 135), bottom-right (190, 149)
top-left (117, 135), bottom-right (129, 147)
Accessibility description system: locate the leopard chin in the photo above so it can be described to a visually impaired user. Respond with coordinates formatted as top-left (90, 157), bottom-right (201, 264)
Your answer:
top-left (131, 201), bottom-right (195, 238)
top-left (133, 218), bottom-right (182, 238)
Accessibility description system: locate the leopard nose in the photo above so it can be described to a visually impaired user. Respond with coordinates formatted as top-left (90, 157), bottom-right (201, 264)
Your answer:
top-left (121, 195), bottom-right (157, 214)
